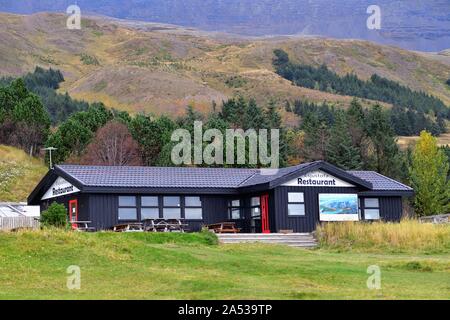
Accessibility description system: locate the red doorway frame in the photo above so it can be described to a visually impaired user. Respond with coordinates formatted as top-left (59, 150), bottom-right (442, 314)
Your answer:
top-left (261, 194), bottom-right (270, 234)
top-left (69, 199), bottom-right (78, 229)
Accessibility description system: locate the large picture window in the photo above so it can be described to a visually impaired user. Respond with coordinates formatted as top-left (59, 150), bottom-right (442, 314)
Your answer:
top-left (185, 196), bottom-right (203, 220)
top-left (364, 198), bottom-right (380, 220)
top-left (319, 194), bottom-right (358, 221)
top-left (288, 192), bottom-right (305, 216)
top-left (118, 196), bottom-right (137, 220)
top-left (228, 199), bottom-right (242, 220)
top-left (141, 196), bottom-right (159, 220)
top-left (163, 196), bottom-right (181, 219)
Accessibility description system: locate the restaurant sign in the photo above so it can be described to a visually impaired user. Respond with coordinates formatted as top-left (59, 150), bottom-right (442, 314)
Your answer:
top-left (42, 177), bottom-right (80, 200)
top-left (282, 170), bottom-right (355, 187)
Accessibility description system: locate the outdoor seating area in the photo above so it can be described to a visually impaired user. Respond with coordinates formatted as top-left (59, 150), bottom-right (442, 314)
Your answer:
top-left (71, 221), bottom-right (96, 232)
top-left (206, 222), bottom-right (241, 234)
top-left (113, 219), bottom-right (189, 233)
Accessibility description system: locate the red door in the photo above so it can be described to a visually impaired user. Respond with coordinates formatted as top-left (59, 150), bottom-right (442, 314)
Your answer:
top-left (261, 194), bottom-right (270, 234)
top-left (69, 199), bottom-right (78, 229)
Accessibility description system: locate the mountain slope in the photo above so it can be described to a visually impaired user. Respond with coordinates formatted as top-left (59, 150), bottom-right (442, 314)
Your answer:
top-left (1, 0), bottom-right (449, 51)
top-left (0, 12), bottom-right (449, 119)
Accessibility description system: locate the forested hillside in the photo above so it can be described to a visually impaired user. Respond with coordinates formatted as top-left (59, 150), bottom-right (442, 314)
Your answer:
top-left (275, 49), bottom-right (449, 136)
top-left (0, 67), bottom-right (88, 124)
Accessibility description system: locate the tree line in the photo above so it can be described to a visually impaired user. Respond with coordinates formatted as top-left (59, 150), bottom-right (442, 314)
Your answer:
top-left (296, 99), bottom-right (405, 178)
top-left (0, 78), bottom-right (50, 156)
top-left (45, 96), bottom-right (288, 169)
top-left (273, 49), bottom-right (449, 136)
top-left (288, 99), bottom-right (447, 136)
top-left (0, 67), bottom-right (89, 124)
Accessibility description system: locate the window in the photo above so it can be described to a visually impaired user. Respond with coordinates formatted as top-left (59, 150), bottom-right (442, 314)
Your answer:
top-left (164, 196), bottom-right (181, 207)
top-left (364, 198), bottom-right (380, 220)
top-left (250, 197), bottom-right (261, 218)
top-left (185, 196), bottom-right (203, 220)
top-left (163, 196), bottom-right (181, 219)
top-left (288, 192), bottom-right (305, 216)
top-left (228, 199), bottom-right (241, 220)
top-left (118, 196), bottom-right (137, 220)
top-left (141, 196), bottom-right (159, 220)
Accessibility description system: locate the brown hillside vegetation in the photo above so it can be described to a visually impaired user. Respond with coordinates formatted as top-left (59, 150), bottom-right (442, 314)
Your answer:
top-left (1, 12), bottom-right (450, 118)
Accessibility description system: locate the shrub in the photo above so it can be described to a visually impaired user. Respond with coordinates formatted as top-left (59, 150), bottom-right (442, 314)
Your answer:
top-left (40, 203), bottom-right (68, 228)
top-left (316, 219), bottom-right (450, 253)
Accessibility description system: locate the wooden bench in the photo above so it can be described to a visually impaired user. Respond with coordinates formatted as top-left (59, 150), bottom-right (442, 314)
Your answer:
top-left (113, 223), bottom-right (144, 232)
top-left (206, 222), bottom-right (241, 234)
top-left (72, 221), bottom-right (96, 232)
top-left (142, 219), bottom-right (188, 233)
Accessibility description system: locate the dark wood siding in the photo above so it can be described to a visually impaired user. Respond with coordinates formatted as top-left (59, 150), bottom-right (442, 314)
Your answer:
top-left (40, 193), bottom-right (89, 222)
top-left (87, 194), bottom-right (229, 231)
top-left (273, 186), bottom-right (361, 233)
top-left (187, 195), bottom-right (228, 231)
top-left (88, 194), bottom-right (118, 230)
top-left (39, 190), bottom-right (404, 232)
top-left (379, 197), bottom-right (403, 221)
top-left (273, 187), bottom-right (404, 232)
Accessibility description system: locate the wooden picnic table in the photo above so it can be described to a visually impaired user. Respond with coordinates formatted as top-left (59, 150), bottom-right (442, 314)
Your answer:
top-left (71, 221), bottom-right (96, 232)
top-left (206, 222), bottom-right (240, 234)
top-left (113, 223), bottom-right (144, 232)
top-left (142, 219), bottom-right (188, 233)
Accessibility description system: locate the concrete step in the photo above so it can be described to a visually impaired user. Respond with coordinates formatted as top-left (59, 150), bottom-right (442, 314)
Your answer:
top-left (218, 233), bottom-right (312, 237)
top-left (220, 239), bottom-right (316, 243)
top-left (216, 233), bottom-right (318, 248)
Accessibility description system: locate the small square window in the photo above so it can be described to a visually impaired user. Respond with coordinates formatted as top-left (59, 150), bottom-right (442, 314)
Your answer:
top-left (163, 208), bottom-right (181, 219)
top-left (288, 193), bottom-right (304, 203)
top-left (141, 208), bottom-right (159, 220)
top-left (251, 207), bottom-right (260, 217)
top-left (142, 196), bottom-right (158, 207)
top-left (164, 196), bottom-right (180, 207)
top-left (230, 208), bottom-right (241, 220)
top-left (364, 209), bottom-right (380, 220)
top-left (251, 197), bottom-right (260, 206)
top-left (118, 208), bottom-right (137, 220)
top-left (119, 196), bottom-right (136, 207)
top-left (185, 196), bottom-right (201, 207)
top-left (288, 204), bottom-right (305, 216)
top-left (365, 198), bottom-right (379, 208)
top-left (231, 200), bottom-right (240, 207)
top-left (185, 208), bottom-right (203, 220)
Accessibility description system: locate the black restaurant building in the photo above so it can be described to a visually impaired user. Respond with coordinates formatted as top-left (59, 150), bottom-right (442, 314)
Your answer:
top-left (28, 161), bottom-right (414, 233)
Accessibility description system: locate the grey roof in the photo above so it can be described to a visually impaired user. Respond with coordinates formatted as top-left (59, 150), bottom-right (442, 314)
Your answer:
top-left (54, 163), bottom-right (412, 192)
top-left (238, 162), bottom-right (315, 187)
top-left (348, 171), bottom-right (413, 191)
top-left (57, 165), bottom-right (258, 189)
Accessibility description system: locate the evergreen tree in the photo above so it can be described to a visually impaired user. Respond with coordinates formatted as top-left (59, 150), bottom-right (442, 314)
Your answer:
top-left (409, 131), bottom-right (450, 216)
top-left (346, 99), bottom-right (367, 158)
top-left (365, 105), bottom-right (402, 177)
top-left (244, 99), bottom-right (266, 130)
top-left (326, 111), bottom-right (362, 170)
top-left (301, 112), bottom-right (329, 161)
top-left (274, 49), bottom-right (450, 137)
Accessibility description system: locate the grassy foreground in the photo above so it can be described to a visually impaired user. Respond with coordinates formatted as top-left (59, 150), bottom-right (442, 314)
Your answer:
top-left (317, 220), bottom-right (450, 254)
top-left (0, 229), bottom-right (449, 300)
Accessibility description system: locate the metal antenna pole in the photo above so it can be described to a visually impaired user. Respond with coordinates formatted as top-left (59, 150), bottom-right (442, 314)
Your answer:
top-left (42, 147), bottom-right (58, 169)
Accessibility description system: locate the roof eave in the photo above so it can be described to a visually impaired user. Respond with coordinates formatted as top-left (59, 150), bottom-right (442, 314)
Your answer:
top-left (268, 161), bottom-right (373, 190)
top-left (358, 190), bottom-right (415, 197)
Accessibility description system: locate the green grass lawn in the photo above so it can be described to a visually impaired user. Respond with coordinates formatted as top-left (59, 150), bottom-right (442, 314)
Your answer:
top-left (0, 230), bottom-right (449, 300)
